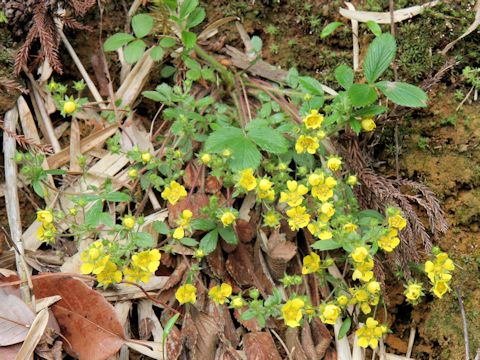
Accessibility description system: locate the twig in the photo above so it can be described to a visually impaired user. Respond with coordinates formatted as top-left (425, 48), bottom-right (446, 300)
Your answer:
top-left (456, 86), bottom-right (474, 112)
top-left (455, 286), bottom-right (471, 360)
top-left (406, 327), bottom-right (416, 358)
top-left (474, 347), bottom-right (480, 360)
top-left (270, 329), bottom-right (292, 360)
top-left (346, 3), bottom-right (359, 72)
top-left (3, 107), bottom-right (34, 309)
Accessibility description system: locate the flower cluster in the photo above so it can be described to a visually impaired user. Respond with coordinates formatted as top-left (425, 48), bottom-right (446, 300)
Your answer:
top-left (173, 210), bottom-right (193, 239)
top-left (425, 251), bottom-right (455, 298)
top-left (295, 110), bottom-right (324, 154)
top-left (356, 317), bottom-right (388, 349)
top-left (36, 209), bottom-right (57, 244)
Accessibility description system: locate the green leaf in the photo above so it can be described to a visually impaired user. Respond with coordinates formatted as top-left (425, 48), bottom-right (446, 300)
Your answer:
top-left (375, 81), bottom-right (428, 108)
top-left (186, 69), bottom-right (201, 81)
top-left (181, 31), bottom-right (197, 49)
top-left (181, 237), bottom-right (199, 246)
top-left (180, 0), bottom-right (198, 19)
top-left (184, 56), bottom-right (201, 70)
top-left (335, 65), bottom-right (354, 90)
top-left (32, 181), bottom-right (44, 198)
top-left (218, 226), bottom-right (237, 245)
top-left (338, 317), bottom-right (352, 339)
top-left (251, 36), bottom-right (263, 53)
top-left (349, 119), bottom-right (362, 134)
top-left (45, 169), bottom-right (66, 175)
top-left (299, 76), bottom-right (324, 96)
top-left (353, 105), bottom-right (387, 117)
top-left (186, 7), bottom-right (205, 28)
top-left (132, 14), bottom-right (154, 38)
top-left (160, 38), bottom-right (177, 48)
top-left (286, 67), bottom-right (299, 88)
top-left (162, 313), bottom-right (180, 343)
top-left (161, 66), bottom-right (176, 78)
top-left (229, 138), bottom-right (262, 171)
top-left (366, 21), bottom-right (382, 37)
top-left (204, 127), bottom-right (244, 152)
top-left (321, 22), bottom-right (343, 38)
top-left (347, 83), bottom-right (378, 107)
top-left (104, 191), bottom-right (131, 202)
top-left (240, 309), bottom-right (255, 321)
top-left (153, 221), bottom-right (170, 234)
top-left (98, 212), bottom-right (114, 227)
top-left (363, 33), bottom-right (396, 83)
top-left (311, 239), bottom-right (342, 251)
top-left (85, 201), bottom-right (103, 227)
top-left (150, 46), bottom-right (165, 61)
top-left (199, 229), bottom-right (219, 254)
top-left (358, 210), bottom-right (384, 222)
top-left (142, 91), bottom-right (163, 102)
top-left (247, 123), bottom-right (289, 154)
top-left (191, 219), bottom-right (216, 231)
top-left (132, 232), bottom-right (154, 248)
top-left (103, 33), bottom-right (134, 51)
top-left (124, 39), bottom-right (146, 64)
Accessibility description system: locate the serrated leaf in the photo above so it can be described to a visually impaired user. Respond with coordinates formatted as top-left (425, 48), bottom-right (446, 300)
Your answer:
top-left (179, 0), bottom-right (198, 19)
top-left (103, 33), bottom-right (134, 51)
top-left (150, 46), bottom-right (164, 61)
top-left (366, 21), bottom-right (382, 37)
top-left (251, 36), bottom-right (263, 53)
top-left (186, 69), bottom-right (201, 81)
top-left (191, 219), bottom-right (216, 231)
top-left (229, 138), bottom-right (262, 171)
top-left (247, 123), bottom-right (289, 154)
top-left (349, 119), bottom-right (362, 134)
top-left (298, 76), bottom-right (324, 96)
top-left (335, 65), bottom-right (354, 90)
top-left (160, 38), bottom-right (176, 48)
top-left (104, 191), bottom-right (131, 202)
top-left (353, 105), bottom-right (387, 117)
top-left (364, 33), bottom-right (396, 83)
top-left (347, 83), bottom-right (378, 107)
top-left (181, 238), bottom-right (198, 246)
top-left (142, 91), bottom-right (163, 102)
top-left (286, 67), bottom-right (299, 88)
top-left (375, 81), bottom-right (428, 108)
top-left (311, 239), bottom-right (342, 251)
top-left (321, 22), bottom-right (343, 39)
top-left (186, 7), bottom-right (205, 28)
top-left (338, 317), bottom-right (351, 340)
top-left (153, 221), bottom-right (169, 235)
top-left (218, 226), bottom-right (237, 245)
top-left (32, 181), bottom-right (44, 198)
top-left (181, 31), bottom-right (197, 49)
top-left (124, 39), bottom-right (146, 64)
top-left (132, 14), bottom-right (154, 38)
top-left (132, 232), bottom-right (154, 248)
top-left (85, 200), bottom-right (103, 227)
top-left (204, 127), bottom-right (244, 152)
top-left (98, 212), bottom-right (114, 227)
top-left (199, 229), bottom-right (218, 254)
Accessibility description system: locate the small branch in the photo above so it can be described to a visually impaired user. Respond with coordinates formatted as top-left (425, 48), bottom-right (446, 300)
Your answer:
top-left (455, 287), bottom-right (471, 360)
top-left (406, 327), bottom-right (416, 358)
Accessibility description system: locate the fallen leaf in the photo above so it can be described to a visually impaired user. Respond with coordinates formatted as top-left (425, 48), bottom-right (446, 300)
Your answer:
top-left (301, 321), bottom-right (317, 360)
top-left (205, 175), bottom-right (222, 194)
top-left (166, 325), bottom-right (182, 360)
top-left (33, 276), bottom-right (125, 360)
top-left (311, 318), bottom-right (332, 358)
top-left (285, 327), bottom-right (309, 360)
top-left (190, 306), bottom-right (220, 360)
top-left (138, 300), bottom-right (163, 342)
top-left (16, 308), bottom-right (50, 360)
top-left (226, 243), bottom-right (254, 287)
top-left (243, 332), bottom-right (282, 360)
top-left (0, 343), bottom-right (22, 360)
top-left (168, 193), bottom-right (209, 227)
top-left (235, 219), bottom-right (254, 243)
top-left (0, 288), bottom-right (36, 346)
top-left (233, 307), bottom-right (261, 332)
top-left (183, 161), bottom-right (201, 189)
top-left (206, 245), bottom-right (226, 278)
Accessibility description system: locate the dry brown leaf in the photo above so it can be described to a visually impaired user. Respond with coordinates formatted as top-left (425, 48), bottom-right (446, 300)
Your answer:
top-left (168, 193), bottom-right (209, 227)
top-left (33, 276), bottom-right (125, 360)
top-left (190, 306), bottom-right (220, 360)
top-left (205, 175), bottom-right (222, 194)
top-left (0, 288), bottom-right (36, 346)
top-left (285, 327), bottom-right (309, 360)
top-left (243, 332), bottom-right (282, 360)
top-left (166, 325), bottom-right (182, 360)
top-left (263, 230), bottom-right (296, 280)
top-left (235, 219), bottom-right (254, 243)
top-left (160, 259), bottom-right (189, 291)
top-left (183, 161), bottom-right (201, 189)
top-left (311, 318), bottom-right (332, 358)
top-left (16, 308), bottom-right (50, 360)
top-left (301, 321), bottom-right (317, 360)
top-left (233, 307), bottom-right (261, 332)
top-left (226, 243), bottom-right (254, 287)
top-left (206, 245), bottom-right (226, 278)
top-left (137, 300), bottom-right (163, 342)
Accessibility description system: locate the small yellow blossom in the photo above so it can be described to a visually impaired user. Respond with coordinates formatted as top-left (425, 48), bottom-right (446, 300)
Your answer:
top-left (337, 295), bottom-right (349, 306)
top-left (356, 317), bottom-right (387, 349)
top-left (258, 178), bottom-right (273, 191)
top-left (286, 206), bottom-right (311, 231)
top-left (200, 153), bottom-right (211, 164)
top-left (238, 168), bottom-right (257, 192)
top-left (162, 181), bottom-right (187, 205)
top-left (208, 283), bottom-right (233, 304)
top-left (378, 228), bottom-right (400, 252)
top-left (327, 157), bottom-right (342, 171)
top-left (123, 215), bottom-right (136, 229)
top-left (80, 241), bottom-right (109, 275)
top-left (303, 110), bottom-right (324, 129)
top-left (361, 303), bottom-right (372, 314)
top-left (352, 258), bottom-right (375, 283)
top-left (343, 223), bottom-right (358, 233)
top-left (361, 118), bottom-right (376, 132)
top-left (141, 152), bottom-right (152, 163)
top-left (63, 100), bottom-right (76, 114)
top-left (36, 223), bottom-right (57, 243)
top-left (308, 173), bottom-right (324, 186)
top-left (311, 184), bottom-right (334, 202)
top-left (264, 211), bottom-right (280, 228)
top-left (282, 298), bottom-right (305, 328)
top-left (320, 303), bottom-right (341, 325)
top-left (351, 247), bottom-right (369, 263)
top-left (220, 211), bottom-right (236, 227)
top-left (432, 280), bottom-right (450, 298)
top-left (367, 281), bottom-right (381, 294)
top-left (320, 202), bottom-right (335, 218)
top-left (128, 168), bottom-right (138, 178)
top-left (194, 249), bottom-right (205, 259)
top-left (280, 180), bottom-right (309, 207)
top-left (37, 209), bottom-right (54, 224)
top-left (295, 135), bottom-right (319, 154)
top-left (123, 265), bottom-right (152, 283)
top-left (173, 227), bottom-right (185, 240)
top-left (131, 249), bottom-right (161, 273)
top-left (388, 213), bottom-right (407, 230)
top-left (231, 296), bottom-right (245, 309)
top-left (96, 261), bottom-right (122, 287)
top-left (177, 209), bottom-right (193, 228)
top-left (325, 177), bottom-right (337, 188)
top-left (347, 175), bottom-right (358, 186)
top-left (176, 284), bottom-right (197, 304)
top-left (69, 207), bottom-right (77, 216)
top-left (404, 282), bottom-right (423, 304)
top-left (302, 252), bottom-right (321, 275)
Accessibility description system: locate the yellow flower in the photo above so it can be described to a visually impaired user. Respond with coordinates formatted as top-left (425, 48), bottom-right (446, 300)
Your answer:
top-left (63, 100), bottom-right (76, 114)
top-left (80, 241), bottom-right (109, 275)
top-left (279, 180), bottom-right (309, 207)
top-left (123, 215), bottom-right (136, 229)
top-left (258, 189), bottom-right (275, 201)
top-left (194, 249), bottom-right (205, 259)
top-left (238, 168), bottom-right (257, 191)
top-left (367, 281), bottom-right (380, 294)
top-left (308, 173), bottom-right (324, 186)
top-left (128, 168), bottom-right (138, 178)
top-left (303, 110), bottom-right (324, 129)
top-left (352, 259), bottom-right (375, 283)
top-left (69, 207), bottom-right (77, 216)
top-left (311, 184), bottom-right (334, 202)
top-left (356, 317), bottom-right (387, 349)
top-left (176, 284), bottom-right (197, 304)
top-left (222, 149), bottom-right (232, 157)
top-left (286, 206), bottom-right (311, 231)
top-left (131, 249), bottom-right (161, 273)
top-left (347, 175), bottom-right (358, 186)
top-left (320, 304), bottom-right (341, 325)
top-left (388, 214), bottom-right (407, 230)
top-left (295, 135), bottom-right (319, 154)
top-left (220, 211), bottom-right (236, 227)
top-left (343, 223), bottom-right (358, 233)
top-left (361, 118), bottom-right (376, 132)
top-left (36, 223), bottom-right (57, 243)
top-left (351, 247), bottom-right (369, 263)
top-left (141, 152), bottom-right (152, 163)
top-left (404, 282), bottom-right (423, 303)
top-left (378, 228), bottom-right (400, 252)
top-left (96, 261), bottom-right (123, 286)
top-left (264, 211), bottom-right (280, 228)
top-left (437, 252), bottom-right (455, 271)
top-left (200, 153), bottom-right (211, 164)
top-left (282, 298), bottom-right (305, 328)
top-left (258, 178), bottom-right (273, 191)
top-left (162, 181), bottom-right (187, 205)
top-left (208, 283), bottom-right (233, 304)
top-left (231, 296), bottom-right (245, 309)
top-left (327, 157), bottom-right (342, 171)
top-left (360, 303), bottom-right (372, 314)
top-left (337, 295), bottom-right (349, 306)
top-left (123, 266), bottom-right (152, 283)
top-left (320, 202), bottom-right (335, 218)
top-left (432, 280), bottom-right (450, 299)
top-left (325, 176), bottom-right (337, 188)
top-left (37, 209), bottom-right (53, 224)
top-left (173, 227), bottom-right (185, 239)
top-left (302, 252), bottom-right (321, 274)
top-left (177, 209), bottom-right (193, 228)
